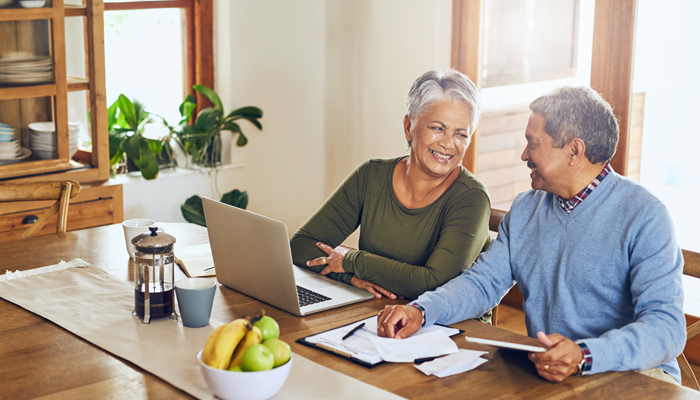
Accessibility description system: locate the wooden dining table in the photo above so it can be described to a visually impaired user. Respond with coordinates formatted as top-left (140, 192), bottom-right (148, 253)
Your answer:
top-left (1, 223), bottom-right (698, 399)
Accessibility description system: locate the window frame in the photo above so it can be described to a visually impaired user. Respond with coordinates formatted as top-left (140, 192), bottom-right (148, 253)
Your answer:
top-left (451, 0), bottom-right (636, 176)
top-left (102, 0), bottom-right (214, 109)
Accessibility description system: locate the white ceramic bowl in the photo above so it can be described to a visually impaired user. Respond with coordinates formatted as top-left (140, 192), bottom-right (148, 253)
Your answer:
top-left (28, 121), bottom-right (55, 133)
top-left (197, 350), bottom-right (292, 400)
top-left (18, 0), bottom-right (47, 8)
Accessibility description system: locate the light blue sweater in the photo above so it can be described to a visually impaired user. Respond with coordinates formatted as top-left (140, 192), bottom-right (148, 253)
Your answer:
top-left (416, 171), bottom-right (686, 381)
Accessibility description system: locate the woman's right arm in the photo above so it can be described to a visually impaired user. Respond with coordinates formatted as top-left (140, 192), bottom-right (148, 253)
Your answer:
top-left (290, 161), bottom-right (369, 284)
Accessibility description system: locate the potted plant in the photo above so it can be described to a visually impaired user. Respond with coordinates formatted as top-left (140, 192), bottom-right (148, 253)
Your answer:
top-left (108, 94), bottom-right (173, 180)
top-left (162, 84), bottom-right (263, 225)
top-left (165, 84), bottom-right (263, 168)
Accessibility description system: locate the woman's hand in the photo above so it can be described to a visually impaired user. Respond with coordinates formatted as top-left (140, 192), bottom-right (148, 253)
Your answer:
top-left (307, 242), bottom-right (352, 274)
top-left (350, 276), bottom-right (398, 299)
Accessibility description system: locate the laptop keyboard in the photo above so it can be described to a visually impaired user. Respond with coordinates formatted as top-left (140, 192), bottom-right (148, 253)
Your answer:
top-left (297, 285), bottom-right (332, 307)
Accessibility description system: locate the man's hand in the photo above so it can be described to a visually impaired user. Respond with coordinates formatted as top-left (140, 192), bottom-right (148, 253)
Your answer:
top-left (376, 305), bottom-right (422, 339)
top-left (350, 276), bottom-right (398, 299)
top-left (529, 332), bottom-right (584, 382)
top-left (307, 242), bottom-right (351, 275)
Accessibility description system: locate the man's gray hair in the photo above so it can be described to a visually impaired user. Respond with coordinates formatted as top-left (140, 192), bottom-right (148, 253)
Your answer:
top-left (406, 69), bottom-right (480, 136)
top-left (530, 86), bottom-right (619, 164)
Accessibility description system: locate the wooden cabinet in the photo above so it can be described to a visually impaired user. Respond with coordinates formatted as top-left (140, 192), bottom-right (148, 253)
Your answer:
top-left (0, 1), bottom-right (121, 234)
top-left (0, 183), bottom-right (123, 242)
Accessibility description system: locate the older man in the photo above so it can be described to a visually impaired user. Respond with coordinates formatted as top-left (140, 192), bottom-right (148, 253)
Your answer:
top-left (376, 86), bottom-right (686, 384)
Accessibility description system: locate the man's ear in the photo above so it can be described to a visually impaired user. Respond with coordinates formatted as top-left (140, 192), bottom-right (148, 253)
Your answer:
top-left (403, 115), bottom-right (412, 141)
top-left (568, 138), bottom-right (587, 166)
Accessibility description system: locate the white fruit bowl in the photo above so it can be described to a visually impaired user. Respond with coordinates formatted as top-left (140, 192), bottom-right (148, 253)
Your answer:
top-left (197, 350), bottom-right (292, 400)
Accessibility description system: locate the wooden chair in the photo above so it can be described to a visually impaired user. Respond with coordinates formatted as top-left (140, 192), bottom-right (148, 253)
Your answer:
top-left (679, 249), bottom-right (700, 390)
top-left (0, 181), bottom-right (81, 239)
top-left (488, 208), bottom-right (507, 326)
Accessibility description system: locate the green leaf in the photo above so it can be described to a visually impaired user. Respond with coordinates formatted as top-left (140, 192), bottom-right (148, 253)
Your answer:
top-left (221, 189), bottom-right (248, 210)
top-left (133, 144), bottom-right (160, 180)
top-left (133, 99), bottom-right (147, 124)
top-left (121, 134), bottom-right (159, 179)
top-left (181, 195), bottom-right (207, 226)
top-left (193, 84), bottom-right (223, 112)
top-left (108, 129), bottom-right (127, 161)
top-left (107, 101), bottom-right (119, 131)
top-left (194, 108), bottom-right (221, 132)
top-left (117, 94), bottom-right (137, 130)
top-left (145, 137), bottom-right (163, 157)
top-left (222, 122), bottom-right (241, 134)
top-left (241, 116), bottom-right (263, 131)
top-left (225, 106), bottom-right (263, 120)
top-left (109, 148), bottom-right (124, 167)
top-left (179, 94), bottom-right (197, 122)
top-left (236, 132), bottom-right (248, 147)
top-left (122, 133), bottom-right (143, 161)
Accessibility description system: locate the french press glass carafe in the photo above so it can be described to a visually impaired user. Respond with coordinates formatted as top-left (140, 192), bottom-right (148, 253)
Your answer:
top-left (132, 227), bottom-right (178, 323)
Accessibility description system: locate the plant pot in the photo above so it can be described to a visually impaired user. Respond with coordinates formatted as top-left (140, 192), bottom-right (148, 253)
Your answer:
top-left (195, 134), bottom-right (222, 168)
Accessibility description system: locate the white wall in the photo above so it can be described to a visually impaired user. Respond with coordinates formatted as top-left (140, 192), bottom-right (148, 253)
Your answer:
top-left (323, 0), bottom-right (452, 194)
top-left (121, 0), bottom-right (453, 236)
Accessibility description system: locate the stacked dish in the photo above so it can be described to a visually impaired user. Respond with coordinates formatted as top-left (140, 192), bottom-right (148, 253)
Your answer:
top-left (0, 123), bottom-right (32, 165)
top-left (0, 54), bottom-right (53, 86)
top-left (28, 121), bottom-right (80, 160)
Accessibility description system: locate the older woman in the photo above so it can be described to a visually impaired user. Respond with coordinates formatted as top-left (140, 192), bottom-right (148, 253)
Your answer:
top-left (290, 70), bottom-right (490, 301)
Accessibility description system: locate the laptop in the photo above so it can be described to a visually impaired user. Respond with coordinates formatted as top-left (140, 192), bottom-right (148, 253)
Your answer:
top-left (202, 197), bottom-right (375, 316)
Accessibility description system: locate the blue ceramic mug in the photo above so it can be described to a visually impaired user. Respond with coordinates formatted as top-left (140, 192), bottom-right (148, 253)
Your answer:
top-left (174, 278), bottom-right (216, 328)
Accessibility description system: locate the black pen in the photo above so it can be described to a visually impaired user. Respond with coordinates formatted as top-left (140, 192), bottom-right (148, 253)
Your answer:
top-left (342, 322), bottom-right (365, 340)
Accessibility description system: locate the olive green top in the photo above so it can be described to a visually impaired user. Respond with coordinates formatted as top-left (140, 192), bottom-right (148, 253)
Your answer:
top-left (290, 157), bottom-right (491, 300)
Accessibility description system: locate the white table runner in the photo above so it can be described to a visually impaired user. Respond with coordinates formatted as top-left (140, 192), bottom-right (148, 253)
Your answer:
top-left (0, 260), bottom-right (405, 400)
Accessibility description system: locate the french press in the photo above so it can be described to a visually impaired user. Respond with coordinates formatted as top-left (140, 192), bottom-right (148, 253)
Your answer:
top-left (132, 227), bottom-right (178, 323)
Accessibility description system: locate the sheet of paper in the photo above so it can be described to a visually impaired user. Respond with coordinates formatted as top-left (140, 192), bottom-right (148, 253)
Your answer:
top-left (434, 357), bottom-right (488, 378)
top-left (415, 349), bottom-right (487, 375)
top-left (304, 316), bottom-right (461, 365)
top-left (370, 330), bottom-right (459, 363)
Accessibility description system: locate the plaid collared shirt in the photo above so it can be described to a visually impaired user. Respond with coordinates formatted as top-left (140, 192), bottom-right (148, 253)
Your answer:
top-left (556, 164), bottom-right (612, 213)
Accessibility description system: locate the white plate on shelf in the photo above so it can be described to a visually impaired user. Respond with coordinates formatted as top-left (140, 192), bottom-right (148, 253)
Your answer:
top-left (0, 147), bottom-right (31, 165)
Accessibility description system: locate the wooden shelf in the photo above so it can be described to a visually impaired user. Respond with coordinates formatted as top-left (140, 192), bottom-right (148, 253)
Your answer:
top-left (0, 0), bottom-right (111, 185)
top-left (64, 5), bottom-right (87, 17)
top-left (0, 7), bottom-right (53, 21)
top-left (0, 84), bottom-right (56, 101)
top-left (67, 76), bottom-right (89, 92)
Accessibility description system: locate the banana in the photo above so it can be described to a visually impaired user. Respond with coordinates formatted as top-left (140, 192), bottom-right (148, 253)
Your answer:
top-left (201, 324), bottom-right (227, 367)
top-left (203, 318), bottom-right (251, 369)
top-left (228, 325), bottom-right (262, 369)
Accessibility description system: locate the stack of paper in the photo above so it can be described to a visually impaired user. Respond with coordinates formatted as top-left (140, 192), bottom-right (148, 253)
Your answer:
top-left (414, 349), bottom-right (489, 378)
top-left (303, 316), bottom-right (461, 366)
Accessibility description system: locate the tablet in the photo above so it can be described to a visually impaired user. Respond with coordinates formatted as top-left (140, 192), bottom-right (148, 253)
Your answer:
top-left (464, 336), bottom-right (546, 353)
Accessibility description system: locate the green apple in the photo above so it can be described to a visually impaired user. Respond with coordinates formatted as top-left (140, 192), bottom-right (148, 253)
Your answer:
top-left (253, 316), bottom-right (280, 341)
top-left (240, 344), bottom-right (274, 372)
top-left (262, 338), bottom-right (291, 367)
top-left (227, 365), bottom-right (243, 372)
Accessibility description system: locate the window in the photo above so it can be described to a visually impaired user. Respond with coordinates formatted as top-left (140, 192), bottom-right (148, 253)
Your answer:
top-left (453, 0), bottom-right (697, 250)
top-left (103, 0), bottom-right (213, 128)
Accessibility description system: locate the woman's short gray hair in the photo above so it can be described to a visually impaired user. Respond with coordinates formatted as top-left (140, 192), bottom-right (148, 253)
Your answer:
top-left (406, 69), bottom-right (480, 136)
top-left (530, 86), bottom-right (619, 164)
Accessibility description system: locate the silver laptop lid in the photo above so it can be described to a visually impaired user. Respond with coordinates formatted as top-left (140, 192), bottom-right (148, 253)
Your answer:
top-left (202, 197), bottom-right (302, 315)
